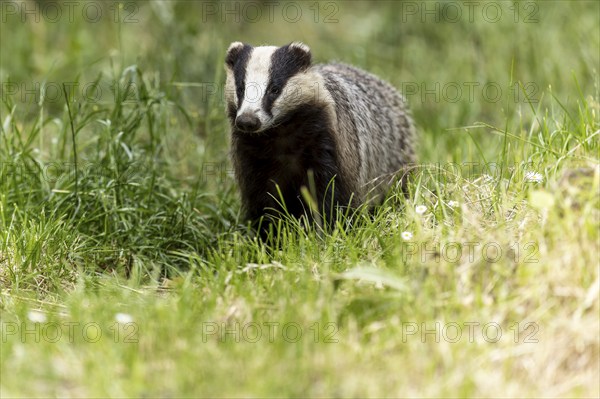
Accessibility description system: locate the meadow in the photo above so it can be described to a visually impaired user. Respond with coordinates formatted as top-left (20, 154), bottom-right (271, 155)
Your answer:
top-left (0, 0), bottom-right (599, 397)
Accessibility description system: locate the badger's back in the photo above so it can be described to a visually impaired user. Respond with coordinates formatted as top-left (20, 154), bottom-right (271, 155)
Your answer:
top-left (314, 63), bottom-right (416, 202)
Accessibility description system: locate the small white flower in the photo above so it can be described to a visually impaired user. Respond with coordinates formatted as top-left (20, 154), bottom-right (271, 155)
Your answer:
top-left (27, 310), bottom-right (47, 323)
top-left (448, 200), bottom-right (459, 208)
top-left (401, 231), bottom-right (413, 241)
top-left (415, 205), bottom-right (427, 215)
top-left (524, 171), bottom-right (544, 183)
top-left (115, 313), bottom-right (134, 324)
top-left (483, 174), bottom-right (494, 183)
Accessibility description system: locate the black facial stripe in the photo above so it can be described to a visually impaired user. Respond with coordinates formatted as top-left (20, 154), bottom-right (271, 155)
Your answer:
top-left (263, 44), bottom-right (311, 116)
top-left (232, 45), bottom-right (252, 109)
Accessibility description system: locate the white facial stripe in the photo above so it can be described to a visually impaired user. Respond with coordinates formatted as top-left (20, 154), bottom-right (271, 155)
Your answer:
top-left (237, 46), bottom-right (277, 118)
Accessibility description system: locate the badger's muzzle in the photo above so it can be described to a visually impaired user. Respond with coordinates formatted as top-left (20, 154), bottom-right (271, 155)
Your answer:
top-left (235, 113), bottom-right (262, 133)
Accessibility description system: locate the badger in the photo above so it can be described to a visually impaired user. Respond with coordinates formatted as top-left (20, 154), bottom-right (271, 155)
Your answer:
top-left (224, 42), bottom-right (416, 237)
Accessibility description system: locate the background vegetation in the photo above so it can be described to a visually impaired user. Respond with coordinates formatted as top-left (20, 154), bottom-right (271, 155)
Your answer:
top-left (1, 0), bottom-right (598, 397)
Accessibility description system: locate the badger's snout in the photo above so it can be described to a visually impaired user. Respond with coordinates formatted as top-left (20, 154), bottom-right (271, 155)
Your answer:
top-left (235, 113), bottom-right (262, 132)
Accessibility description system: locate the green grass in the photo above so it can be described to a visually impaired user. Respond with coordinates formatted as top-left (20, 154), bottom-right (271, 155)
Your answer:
top-left (1, 0), bottom-right (599, 397)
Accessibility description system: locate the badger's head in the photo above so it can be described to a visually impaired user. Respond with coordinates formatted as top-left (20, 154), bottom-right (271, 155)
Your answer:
top-left (225, 42), bottom-right (321, 133)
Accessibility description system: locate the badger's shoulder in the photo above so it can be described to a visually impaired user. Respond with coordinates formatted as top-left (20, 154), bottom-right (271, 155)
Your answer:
top-left (313, 62), bottom-right (408, 107)
top-left (313, 62), bottom-right (374, 79)
top-left (309, 61), bottom-right (412, 137)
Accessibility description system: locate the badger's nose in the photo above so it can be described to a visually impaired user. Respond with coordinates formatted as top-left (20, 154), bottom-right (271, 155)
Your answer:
top-left (235, 113), bottom-right (261, 132)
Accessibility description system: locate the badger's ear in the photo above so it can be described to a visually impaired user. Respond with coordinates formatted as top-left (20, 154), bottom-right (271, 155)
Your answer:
top-left (288, 42), bottom-right (312, 69)
top-left (225, 42), bottom-right (246, 68)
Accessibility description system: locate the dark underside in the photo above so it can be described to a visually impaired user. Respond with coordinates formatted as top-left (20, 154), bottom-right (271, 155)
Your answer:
top-left (231, 104), bottom-right (352, 239)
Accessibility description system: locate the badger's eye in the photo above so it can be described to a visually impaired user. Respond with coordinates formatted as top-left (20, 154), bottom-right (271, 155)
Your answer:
top-left (269, 86), bottom-right (281, 96)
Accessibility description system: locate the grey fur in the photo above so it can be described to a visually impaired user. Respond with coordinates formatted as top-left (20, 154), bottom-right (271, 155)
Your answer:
top-left (314, 62), bottom-right (416, 203)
